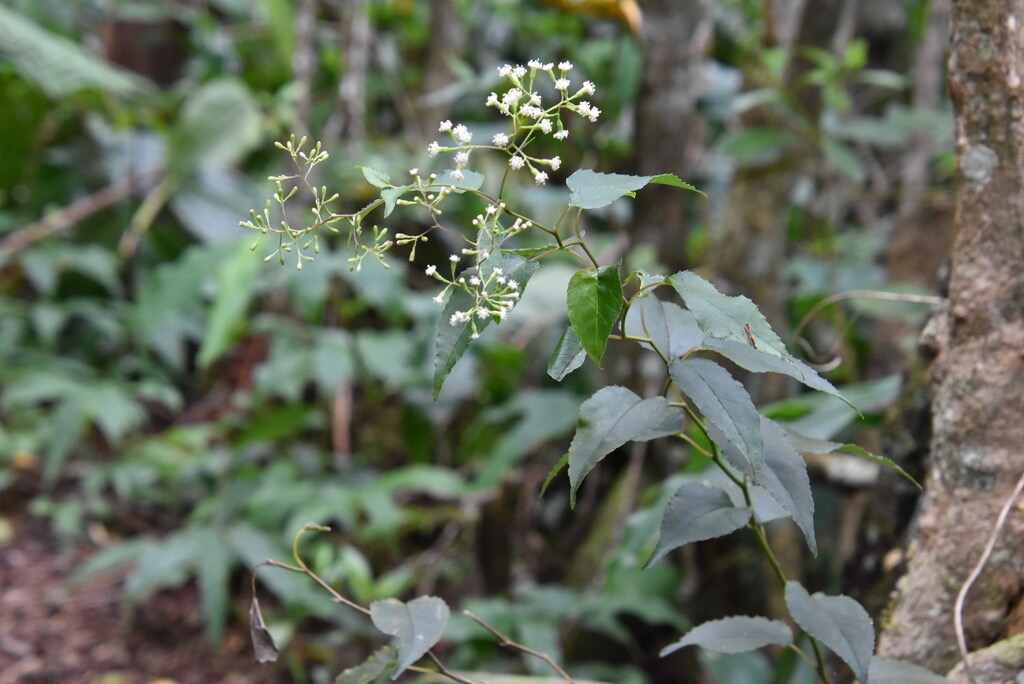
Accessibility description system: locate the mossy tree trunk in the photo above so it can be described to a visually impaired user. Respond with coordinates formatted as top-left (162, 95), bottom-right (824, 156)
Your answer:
top-left (877, 1), bottom-right (1024, 678)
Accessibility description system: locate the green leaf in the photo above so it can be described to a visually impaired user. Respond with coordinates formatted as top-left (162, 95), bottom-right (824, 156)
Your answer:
top-left (568, 386), bottom-right (684, 506)
top-left (359, 166), bottom-right (392, 188)
top-left (370, 596), bottom-right (450, 680)
top-left (547, 325), bottom-right (587, 381)
top-left (380, 185), bottom-right (412, 218)
top-left (822, 138), bottom-right (865, 184)
top-left (566, 264), bottom-right (622, 366)
top-left (433, 253), bottom-right (539, 399)
top-left (540, 453), bottom-right (570, 497)
top-left (714, 128), bottom-right (792, 165)
top-left (670, 358), bottom-right (764, 474)
top-left (784, 581), bottom-right (874, 684)
top-left (670, 271), bottom-right (788, 357)
top-left (623, 296), bottom-right (703, 360)
top-left (646, 482), bottom-right (753, 568)
top-left (709, 417), bottom-right (817, 554)
top-left (867, 657), bottom-right (950, 683)
top-left (198, 241), bottom-right (261, 369)
top-left (334, 643), bottom-right (398, 683)
top-left (701, 338), bottom-right (843, 400)
top-left (0, 5), bottom-right (149, 98)
top-left (167, 79), bottom-right (262, 175)
top-left (195, 527), bottom-right (233, 646)
top-left (782, 429), bottom-right (922, 490)
top-left (567, 170), bottom-right (703, 210)
top-left (249, 596), bottom-right (279, 664)
top-left (660, 616), bottom-right (793, 657)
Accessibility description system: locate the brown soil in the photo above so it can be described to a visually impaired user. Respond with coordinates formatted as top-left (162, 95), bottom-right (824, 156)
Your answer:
top-left (0, 512), bottom-right (267, 684)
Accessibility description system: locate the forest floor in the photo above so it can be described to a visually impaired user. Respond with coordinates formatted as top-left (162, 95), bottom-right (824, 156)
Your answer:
top-left (0, 503), bottom-right (265, 684)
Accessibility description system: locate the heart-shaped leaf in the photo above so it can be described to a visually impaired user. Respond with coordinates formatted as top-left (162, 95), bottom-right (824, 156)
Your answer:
top-left (646, 482), bottom-right (753, 568)
top-left (660, 616), bottom-right (792, 657)
top-left (784, 581), bottom-right (873, 684)
top-left (567, 264), bottom-right (622, 367)
top-left (370, 596), bottom-right (450, 680)
top-left (568, 386), bottom-right (684, 506)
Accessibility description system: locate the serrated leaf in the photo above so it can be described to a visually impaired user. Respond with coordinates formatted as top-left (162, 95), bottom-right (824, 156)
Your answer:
top-left (709, 417), bottom-right (817, 554)
top-left (249, 596), bottom-right (279, 664)
top-left (670, 358), bottom-right (764, 474)
top-left (784, 581), bottom-right (873, 683)
top-left (359, 166), bottom-right (392, 188)
top-left (568, 386), bottom-right (684, 506)
top-left (835, 444), bottom-right (921, 490)
top-left (547, 325), bottom-right (587, 381)
top-left (567, 170), bottom-right (703, 210)
top-left (624, 296), bottom-right (704, 360)
top-left (783, 429), bottom-right (921, 490)
top-left (433, 253), bottom-right (539, 399)
top-left (867, 657), bottom-right (950, 683)
top-left (660, 616), bottom-right (793, 657)
top-left (566, 264), bottom-right (622, 366)
top-left (334, 643), bottom-right (398, 683)
top-left (380, 185), bottom-right (411, 218)
top-left (670, 271), bottom-right (789, 358)
top-left (370, 596), bottom-right (450, 680)
top-left (646, 482), bottom-right (752, 568)
top-left (701, 338), bottom-right (844, 400)
top-left (198, 240), bottom-right (261, 369)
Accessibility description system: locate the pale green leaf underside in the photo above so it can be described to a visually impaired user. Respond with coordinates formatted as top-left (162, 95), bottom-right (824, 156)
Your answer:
top-left (568, 386), bottom-right (684, 506)
top-left (660, 616), bottom-right (793, 657)
top-left (784, 581), bottom-right (874, 684)
top-left (647, 482), bottom-right (752, 568)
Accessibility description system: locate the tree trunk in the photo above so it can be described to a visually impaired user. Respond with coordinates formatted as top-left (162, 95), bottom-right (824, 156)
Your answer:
top-left (877, 0), bottom-right (1024, 675)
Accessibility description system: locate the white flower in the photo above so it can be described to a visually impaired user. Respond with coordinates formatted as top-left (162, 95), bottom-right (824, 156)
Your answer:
top-left (450, 254), bottom-right (460, 263)
top-left (587, 106), bottom-right (601, 122)
top-left (471, 332), bottom-right (480, 340)
top-left (508, 280), bottom-right (519, 290)
top-left (493, 132), bottom-right (509, 147)
top-left (486, 92), bottom-right (499, 107)
top-left (498, 64), bottom-right (513, 77)
top-left (512, 65), bottom-right (527, 78)
top-left (529, 92), bottom-right (542, 106)
top-left (427, 141), bottom-right (440, 157)
top-left (425, 264), bottom-right (437, 276)
top-left (555, 78), bottom-right (570, 91)
top-left (519, 104), bottom-right (543, 120)
top-left (550, 156), bottom-right (561, 171)
top-left (455, 151), bottom-right (469, 166)
top-left (433, 293), bottom-right (445, 304)
top-left (493, 268), bottom-right (503, 275)
top-left (509, 155), bottom-right (525, 170)
top-left (582, 81), bottom-right (596, 95)
top-left (543, 62), bottom-right (554, 71)
top-left (496, 308), bottom-right (508, 320)
top-left (539, 119), bottom-right (552, 134)
top-left (502, 88), bottom-right (522, 105)
top-left (451, 169), bottom-right (464, 181)
top-left (469, 275), bottom-right (481, 286)
top-left (534, 170), bottom-right (548, 185)
top-left (409, 168), bottom-right (419, 176)
top-left (558, 61), bottom-right (573, 71)
top-left (554, 130), bottom-right (569, 140)
top-left (528, 59), bottom-right (543, 69)
top-left (452, 124), bottom-right (472, 144)
top-left (439, 120), bottom-right (453, 132)
top-left (476, 307), bottom-right (489, 319)
top-left (486, 204), bottom-right (499, 215)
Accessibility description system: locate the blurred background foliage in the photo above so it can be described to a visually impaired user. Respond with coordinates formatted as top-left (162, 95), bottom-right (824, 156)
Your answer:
top-left (0, 0), bottom-right (952, 682)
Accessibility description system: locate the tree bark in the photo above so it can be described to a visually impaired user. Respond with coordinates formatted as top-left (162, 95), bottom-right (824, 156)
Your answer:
top-left (877, 0), bottom-right (1024, 674)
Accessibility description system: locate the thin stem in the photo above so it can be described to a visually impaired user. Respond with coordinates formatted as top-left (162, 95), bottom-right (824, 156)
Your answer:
top-left (464, 610), bottom-right (575, 682)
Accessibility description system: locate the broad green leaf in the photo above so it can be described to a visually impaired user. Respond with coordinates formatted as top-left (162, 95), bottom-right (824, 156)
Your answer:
top-left (567, 170), bottom-right (703, 209)
top-left (359, 166), bottom-right (392, 188)
top-left (701, 338), bottom-right (843, 400)
top-left (670, 271), bottom-right (788, 358)
top-left (670, 358), bottom-right (764, 474)
top-left (646, 482), bottom-right (752, 568)
top-left (623, 296), bottom-right (703, 360)
top-left (195, 527), bottom-right (233, 646)
top-left (167, 79), bottom-right (262, 175)
top-left (380, 185), bottom-right (411, 218)
top-left (566, 264), bottom-right (622, 366)
top-left (433, 253), bottom-right (539, 398)
top-left (334, 643), bottom-right (398, 683)
top-left (249, 596), bottom-right (279, 664)
top-left (568, 386), bottom-right (684, 506)
top-left (867, 657), bottom-right (950, 683)
top-left (0, 5), bottom-right (149, 98)
top-left (198, 241), bottom-right (261, 369)
top-left (370, 596), bottom-right (450, 680)
top-left (784, 581), bottom-right (874, 684)
top-left (547, 325), bottom-right (587, 381)
top-left (709, 417), bottom-right (817, 554)
top-left (660, 616), bottom-right (793, 657)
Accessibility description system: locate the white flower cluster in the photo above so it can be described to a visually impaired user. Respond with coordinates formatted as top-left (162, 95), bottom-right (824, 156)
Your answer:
top-left (424, 256), bottom-right (522, 339)
top-left (425, 59), bottom-right (601, 186)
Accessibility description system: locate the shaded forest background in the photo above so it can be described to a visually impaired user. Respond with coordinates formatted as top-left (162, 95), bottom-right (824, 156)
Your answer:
top-left (0, 1), bottom-right (959, 682)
